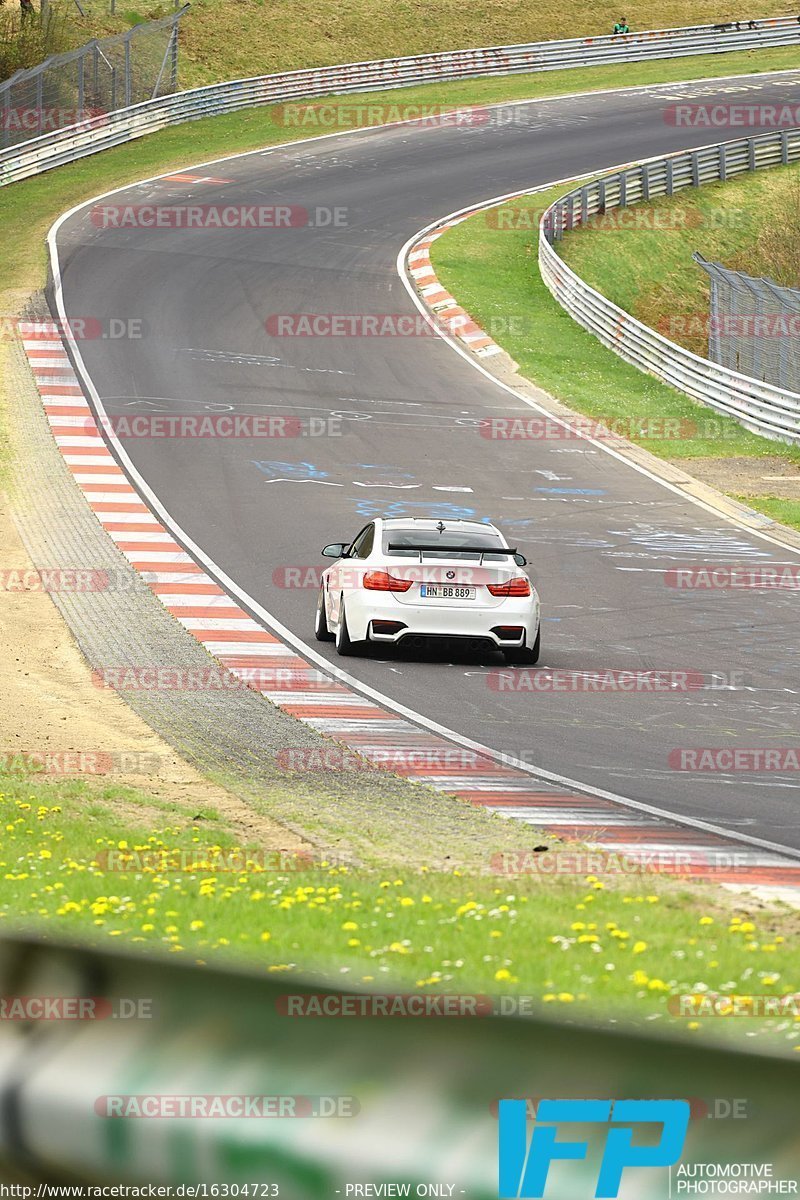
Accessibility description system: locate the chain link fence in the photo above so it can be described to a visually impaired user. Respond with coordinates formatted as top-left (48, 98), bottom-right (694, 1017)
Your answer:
top-left (0, 6), bottom-right (186, 149)
top-left (694, 252), bottom-right (800, 395)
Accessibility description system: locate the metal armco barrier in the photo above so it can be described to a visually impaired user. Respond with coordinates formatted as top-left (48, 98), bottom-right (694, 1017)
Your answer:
top-left (2, 16), bottom-right (800, 186)
top-left (539, 130), bottom-right (800, 444)
top-left (0, 932), bottom-right (799, 1190)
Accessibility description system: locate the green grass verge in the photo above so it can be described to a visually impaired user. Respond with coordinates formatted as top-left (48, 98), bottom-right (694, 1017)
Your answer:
top-left (430, 178), bottom-right (800, 531)
top-left (3, 51), bottom-right (800, 296)
top-left (735, 494), bottom-right (800, 527)
top-left (557, 164), bottom-right (800, 355)
top-left (2, 58), bottom-right (800, 1008)
top-left (39, 0), bottom-right (800, 89)
top-left (3, 770), bottom-right (800, 1047)
top-left (0, 52), bottom-right (793, 485)
top-left (430, 181), bottom-right (794, 462)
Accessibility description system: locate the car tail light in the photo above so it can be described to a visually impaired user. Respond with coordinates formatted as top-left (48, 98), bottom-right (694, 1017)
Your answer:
top-left (487, 576), bottom-right (532, 597)
top-left (362, 570), bottom-right (413, 593)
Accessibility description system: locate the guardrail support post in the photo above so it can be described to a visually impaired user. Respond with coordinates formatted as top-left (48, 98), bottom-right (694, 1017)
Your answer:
top-left (781, 130), bottom-right (789, 164)
top-left (78, 50), bottom-right (85, 118)
top-left (665, 158), bottom-right (674, 195)
top-left (124, 36), bottom-right (132, 106)
top-left (691, 151), bottom-right (700, 187)
top-left (1, 89), bottom-right (10, 150)
top-left (170, 17), bottom-right (179, 92)
top-left (641, 163), bottom-right (650, 201)
top-left (619, 171), bottom-right (627, 208)
top-left (748, 140), bottom-right (757, 171)
top-left (719, 144), bottom-right (727, 182)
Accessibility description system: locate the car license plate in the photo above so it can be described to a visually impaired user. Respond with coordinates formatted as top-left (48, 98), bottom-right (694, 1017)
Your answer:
top-left (420, 584), bottom-right (476, 599)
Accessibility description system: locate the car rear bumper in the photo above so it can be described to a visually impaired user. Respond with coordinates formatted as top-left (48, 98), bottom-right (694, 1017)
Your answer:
top-left (345, 592), bottom-right (540, 648)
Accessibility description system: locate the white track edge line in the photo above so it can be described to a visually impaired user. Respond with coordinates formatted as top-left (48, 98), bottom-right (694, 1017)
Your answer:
top-left (44, 79), bottom-right (800, 864)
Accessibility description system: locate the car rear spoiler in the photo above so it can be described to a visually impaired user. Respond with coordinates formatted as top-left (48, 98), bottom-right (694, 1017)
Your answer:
top-left (387, 544), bottom-right (517, 554)
top-left (387, 543), bottom-right (519, 566)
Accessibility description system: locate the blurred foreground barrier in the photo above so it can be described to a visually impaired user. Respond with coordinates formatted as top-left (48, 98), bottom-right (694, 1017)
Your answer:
top-left (2, 17), bottom-right (800, 186)
top-left (539, 129), bottom-right (800, 444)
top-left (0, 932), bottom-right (799, 1193)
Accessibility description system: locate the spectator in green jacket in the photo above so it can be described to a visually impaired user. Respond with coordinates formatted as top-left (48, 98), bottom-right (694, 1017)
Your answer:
top-left (613, 17), bottom-right (630, 33)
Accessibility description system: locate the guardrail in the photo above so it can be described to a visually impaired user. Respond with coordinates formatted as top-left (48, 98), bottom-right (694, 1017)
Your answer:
top-left (2, 16), bottom-right (800, 186)
top-left (539, 129), bottom-right (800, 445)
top-left (1, 931), bottom-right (799, 1186)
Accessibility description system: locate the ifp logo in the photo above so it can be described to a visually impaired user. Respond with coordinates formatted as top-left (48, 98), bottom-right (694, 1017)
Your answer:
top-left (498, 1098), bottom-right (690, 1197)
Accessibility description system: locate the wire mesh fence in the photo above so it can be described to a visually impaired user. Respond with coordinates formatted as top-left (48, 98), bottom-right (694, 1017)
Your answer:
top-left (0, 6), bottom-right (186, 148)
top-left (694, 252), bottom-right (800, 395)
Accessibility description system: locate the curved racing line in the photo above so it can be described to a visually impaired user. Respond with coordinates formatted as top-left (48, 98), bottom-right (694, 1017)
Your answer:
top-left (37, 70), bottom-right (800, 878)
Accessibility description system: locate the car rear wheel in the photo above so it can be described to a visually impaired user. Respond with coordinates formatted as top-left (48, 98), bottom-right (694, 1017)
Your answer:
top-left (314, 587), bottom-right (334, 642)
top-left (503, 628), bottom-right (540, 666)
top-left (334, 598), bottom-right (361, 656)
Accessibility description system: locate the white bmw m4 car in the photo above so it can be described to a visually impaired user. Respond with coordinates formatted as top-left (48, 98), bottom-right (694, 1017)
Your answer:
top-left (314, 517), bottom-right (540, 663)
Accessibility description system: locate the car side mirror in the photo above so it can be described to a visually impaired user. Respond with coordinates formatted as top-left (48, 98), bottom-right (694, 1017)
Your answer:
top-left (514, 552), bottom-right (527, 567)
top-left (322, 543), bottom-right (348, 558)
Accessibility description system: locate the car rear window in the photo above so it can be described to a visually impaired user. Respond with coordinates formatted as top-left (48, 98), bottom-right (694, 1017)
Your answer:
top-left (383, 529), bottom-right (508, 561)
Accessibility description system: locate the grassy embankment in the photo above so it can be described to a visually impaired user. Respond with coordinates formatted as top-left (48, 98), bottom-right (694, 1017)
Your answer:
top-left (2, 769), bottom-right (799, 1045)
top-left (431, 167), bottom-right (800, 530)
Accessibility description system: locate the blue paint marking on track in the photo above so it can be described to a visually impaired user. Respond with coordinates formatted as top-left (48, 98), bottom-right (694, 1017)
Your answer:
top-left (352, 499), bottom-right (477, 519)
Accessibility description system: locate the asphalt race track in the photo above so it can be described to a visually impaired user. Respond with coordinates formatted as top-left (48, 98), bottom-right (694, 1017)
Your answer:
top-left (52, 71), bottom-right (800, 847)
